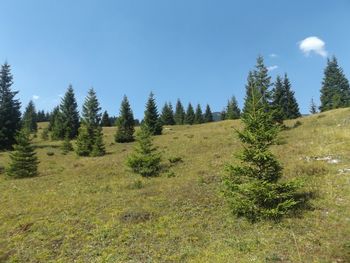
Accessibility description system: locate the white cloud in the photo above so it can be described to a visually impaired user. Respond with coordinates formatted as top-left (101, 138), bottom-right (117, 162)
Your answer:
top-left (299, 36), bottom-right (328, 57)
top-left (267, 65), bottom-right (278, 72)
top-left (32, 95), bottom-right (39, 100)
top-left (269, 53), bottom-right (278, 58)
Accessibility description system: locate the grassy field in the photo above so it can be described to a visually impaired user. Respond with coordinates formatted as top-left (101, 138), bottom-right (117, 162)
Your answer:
top-left (0, 108), bottom-right (350, 262)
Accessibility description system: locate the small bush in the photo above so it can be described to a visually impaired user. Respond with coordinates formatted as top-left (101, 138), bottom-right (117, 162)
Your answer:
top-left (47, 151), bottom-right (55, 156)
top-left (41, 128), bottom-right (49, 140)
top-left (0, 165), bottom-right (5, 174)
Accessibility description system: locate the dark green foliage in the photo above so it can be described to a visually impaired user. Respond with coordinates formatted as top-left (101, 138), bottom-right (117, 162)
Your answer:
top-left (220, 110), bottom-right (226, 121)
top-left (225, 96), bottom-right (241, 120)
top-left (160, 102), bottom-right (175, 125)
top-left (126, 126), bottom-right (162, 177)
top-left (48, 106), bottom-right (65, 140)
top-left (204, 104), bottom-right (213, 123)
top-left (310, 99), bottom-right (318, 114)
top-left (6, 130), bottom-right (39, 178)
top-left (36, 110), bottom-right (50, 122)
top-left (174, 99), bottom-right (185, 125)
top-left (91, 127), bottom-right (106, 157)
top-left (271, 76), bottom-right (285, 124)
top-left (143, 92), bottom-right (162, 135)
top-left (283, 74), bottom-right (301, 119)
top-left (0, 62), bottom-right (21, 150)
top-left (101, 110), bottom-right (111, 127)
top-left (224, 81), bottom-right (300, 222)
top-left (22, 100), bottom-right (38, 133)
top-left (61, 133), bottom-right (73, 154)
top-left (75, 124), bottom-right (91, 156)
top-left (272, 74), bottom-right (301, 122)
top-left (243, 56), bottom-right (272, 115)
top-left (60, 85), bottom-right (80, 139)
top-left (76, 89), bottom-right (105, 156)
top-left (82, 88), bottom-right (101, 128)
top-left (115, 95), bottom-right (135, 143)
top-left (185, 103), bottom-right (195, 125)
top-left (194, 104), bottom-right (204, 124)
top-left (320, 56), bottom-right (350, 112)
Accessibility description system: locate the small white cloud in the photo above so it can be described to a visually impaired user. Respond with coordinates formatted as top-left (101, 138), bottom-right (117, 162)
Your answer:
top-left (299, 36), bottom-right (328, 57)
top-left (32, 95), bottom-right (39, 100)
top-left (58, 94), bottom-right (64, 98)
top-left (267, 65), bottom-right (278, 72)
top-left (269, 53), bottom-right (278, 58)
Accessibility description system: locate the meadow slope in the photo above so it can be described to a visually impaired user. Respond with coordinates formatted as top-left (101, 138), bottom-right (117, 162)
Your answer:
top-left (0, 108), bottom-right (350, 262)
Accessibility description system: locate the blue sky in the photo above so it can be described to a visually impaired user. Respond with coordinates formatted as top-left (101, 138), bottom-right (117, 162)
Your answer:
top-left (1, 0), bottom-right (349, 118)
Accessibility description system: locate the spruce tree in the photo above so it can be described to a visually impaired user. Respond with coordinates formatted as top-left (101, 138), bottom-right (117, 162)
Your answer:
top-left (143, 92), bottom-right (162, 135)
top-left (61, 132), bottom-right (73, 154)
top-left (243, 56), bottom-right (272, 115)
top-left (76, 88), bottom-right (105, 156)
top-left (224, 85), bottom-right (300, 221)
top-left (320, 56), bottom-right (350, 111)
top-left (48, 106), bottom-right (65, 140)
top-left (271, 75), bottom-right (286, 123)
top-left (310, 99), bottom-right (318, 114)
top-left (185, 103), bottom-right (195, 125)
top-left (75, 124), bottom-right (91, 156)
top-left (194, 104), bottom-right (204, 124)
top-left (283, 74), bottom-right (301, 119)
top-left (91, 127), bottom-right (105, 157)
top-left (160, 102), bottom-right (175, 125)
top-left (0, 62), bottom-right (21, 150)
top-left (174, 99), bottom-right (185, 125)
top-left (7, 130), bottom-right (39, 178)
top-left (115, 95), bottom-right (135, 142)
top-left (204, 104), bottom-right (213, 123)
top-left (226, 96), bottom-right (241, 120)
top-left (101, 110), bottom-right (111, 127)
top-left (126, 126), bottom-right (162, 177)
top-left (60, 85), bottom-right (80, 139)
top-left (22, 100), bottom-right (38, 133)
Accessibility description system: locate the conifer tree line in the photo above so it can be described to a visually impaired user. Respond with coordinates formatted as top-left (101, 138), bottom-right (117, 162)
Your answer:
top-left (1, 54), bottom-right (349, 154)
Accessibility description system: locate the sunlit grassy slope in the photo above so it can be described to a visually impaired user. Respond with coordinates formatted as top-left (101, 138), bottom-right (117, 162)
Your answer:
top-left (0, 108), bottom-right (350, 262)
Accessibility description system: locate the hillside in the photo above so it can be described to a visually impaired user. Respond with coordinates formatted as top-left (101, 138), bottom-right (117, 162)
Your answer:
top-left (0, 108), bottom-right (350, 262)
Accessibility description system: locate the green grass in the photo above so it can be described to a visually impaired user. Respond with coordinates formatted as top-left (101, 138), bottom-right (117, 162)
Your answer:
top-left (1, 108), bottom-right (350, 262)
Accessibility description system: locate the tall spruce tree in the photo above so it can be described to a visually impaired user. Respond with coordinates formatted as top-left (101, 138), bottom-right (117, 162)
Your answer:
top-left (22, 100), bottom-right (38, 133)
top-left (283, 74), bottom-right (301, 119)
top-left (174, 99), bottom-right (185, 125)
top-left (243, 56), bottom-right (272, 115)
top-left (76, 88), bottom-right (105, 156)
top-left (160, 102), bottom-right (175, 125)
top-left (82, 88), bottom-right (101, 128)
top-left (320, 56), bottom-right (350, 111)
top-left (185, 103), bottom-right (195, 125)
top-left (0, 62), bottom-right (21, 150)
top-left (271, 75), bottom-right (286, 123)
top-left (194, 104), bottom-right (204, 124)
top-left (7, 130), bottom-right (39, 178)
top-left (143, 92), bottom-right (162, 135)
top-left (310, 98), bottom-right (318, 114)
top-left (115, 95), bottom-right (135, 142)
top-left (224, 85), bottom-right (300, 221)
top-left (101, 110), bottom-right (111, 127)
top-left (204, 104), bottom-right (213, 123)
top-left (126, 126), bottom-right (162, 177)
top-left (226, 96), bottom-right (241, 120)
top-left (60, 85), bottom-right (80, 139)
